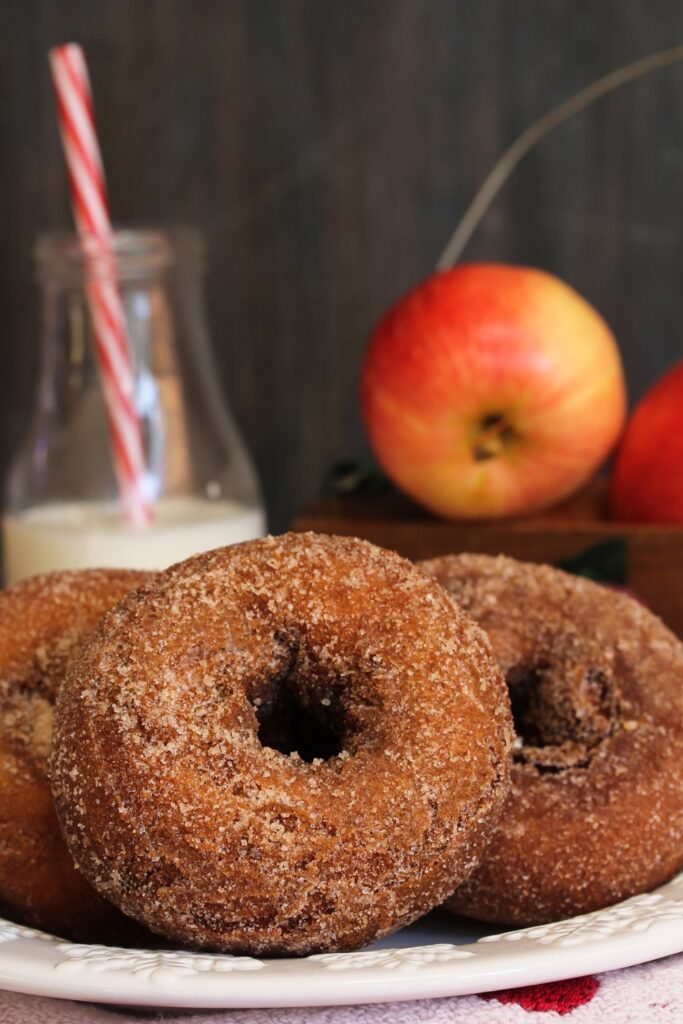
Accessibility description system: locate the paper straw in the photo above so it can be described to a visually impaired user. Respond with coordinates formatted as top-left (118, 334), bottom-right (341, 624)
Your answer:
top-left (49, 43), bottom-right (153, 525)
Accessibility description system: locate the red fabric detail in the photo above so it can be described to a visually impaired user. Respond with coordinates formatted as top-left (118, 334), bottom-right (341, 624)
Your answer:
top-left (481, 975), bottom-right (599, 1014)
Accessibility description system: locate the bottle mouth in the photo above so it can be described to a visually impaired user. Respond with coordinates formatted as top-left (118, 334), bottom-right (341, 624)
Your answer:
top-left (34, 226), bottom-right (204, 284)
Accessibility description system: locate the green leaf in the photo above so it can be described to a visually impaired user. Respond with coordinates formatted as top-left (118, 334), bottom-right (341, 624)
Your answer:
top-left (320, 461), bottom-right (395, 498)
top-left (557, 538), bottom-right (629, 586)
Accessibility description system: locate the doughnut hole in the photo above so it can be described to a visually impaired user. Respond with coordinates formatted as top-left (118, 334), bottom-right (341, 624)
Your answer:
top-left (506, 661), bottom-right (620, 772)
top-left (252, 674), bottom-right (345, 762)
top-left (245, 636), bottom-right (377, 764)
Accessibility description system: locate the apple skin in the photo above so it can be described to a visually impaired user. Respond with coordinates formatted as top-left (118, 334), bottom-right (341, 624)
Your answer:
top-left (360, 264), bottom-right (627, 519)
top-left (609, 361), bottom-right (683, 522)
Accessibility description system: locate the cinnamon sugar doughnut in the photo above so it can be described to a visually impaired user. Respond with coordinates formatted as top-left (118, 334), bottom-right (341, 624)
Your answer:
top-left (51, 533), bottom-right (512, 954)
top-left (419, 552), bottom-right (683, 925)
top-left (0, 569), bottom-right (152, 941)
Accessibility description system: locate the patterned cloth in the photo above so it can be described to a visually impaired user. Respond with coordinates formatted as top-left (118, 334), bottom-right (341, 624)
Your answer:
top-left (0, 953), bottom-right (682, 1023)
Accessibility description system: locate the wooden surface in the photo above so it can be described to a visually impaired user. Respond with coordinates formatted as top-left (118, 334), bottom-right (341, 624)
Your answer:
top-left (294, 486), bottom-right (683, 637)
top-left (0, 2), bottom-right (682, 529)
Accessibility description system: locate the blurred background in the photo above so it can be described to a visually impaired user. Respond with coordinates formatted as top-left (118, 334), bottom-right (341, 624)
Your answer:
top-left (1, 0), bottom-right (682, 531)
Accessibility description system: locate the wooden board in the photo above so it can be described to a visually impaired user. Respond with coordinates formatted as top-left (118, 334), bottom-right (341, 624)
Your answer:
top-left (293, 486), bottom-right (683, 637)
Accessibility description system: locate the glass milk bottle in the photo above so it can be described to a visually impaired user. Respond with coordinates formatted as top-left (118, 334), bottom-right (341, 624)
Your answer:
top-left (3, 228), bottom-right (266, 583)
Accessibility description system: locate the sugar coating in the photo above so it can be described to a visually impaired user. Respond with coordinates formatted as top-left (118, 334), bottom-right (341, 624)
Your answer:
top-left (51, 533), bottom-right (513, 955)
top-left (420, 552), bottom-right (683, 926)
top-left (0, 568), bottom-right (153, 941)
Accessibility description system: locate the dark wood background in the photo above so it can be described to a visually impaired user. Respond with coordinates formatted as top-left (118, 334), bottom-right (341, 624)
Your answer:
top-left (1, 0), bottom-right (682, 530)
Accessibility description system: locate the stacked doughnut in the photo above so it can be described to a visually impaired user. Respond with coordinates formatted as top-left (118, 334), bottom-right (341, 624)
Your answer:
top-left (0, 569), bottom-right (154, 942)
top-left (1, 533), bottom-right (682, 954)
top-left (2, 533), bottom-right (512, 953)
top-left (419, 553), bottom-right (683, 925)
top-left (50, 534), bottom-right (513, 954)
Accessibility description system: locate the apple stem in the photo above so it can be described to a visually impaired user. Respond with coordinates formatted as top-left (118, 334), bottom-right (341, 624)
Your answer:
top-left (472, 413), bottom-right (516, 461)
top-left (436, 44), bottom-right (683, 271)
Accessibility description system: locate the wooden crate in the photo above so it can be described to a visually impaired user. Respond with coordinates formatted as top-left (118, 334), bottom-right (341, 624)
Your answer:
top-left (292, 484), bottom-right (683, 638)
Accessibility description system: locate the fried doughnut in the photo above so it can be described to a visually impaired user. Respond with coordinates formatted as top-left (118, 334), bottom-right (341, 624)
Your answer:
top-left (51, 533), bottom-right (512, 955)
top-left (419, 552), bottom-right (683, 925)
top-left (0, 568), bottom-right (154, 942)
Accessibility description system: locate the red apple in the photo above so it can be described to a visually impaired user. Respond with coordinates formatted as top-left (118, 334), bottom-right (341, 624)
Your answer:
top-left (609, 361), bottom-right (683, 521)
top-left (360, 264), bottom-right (626, 519)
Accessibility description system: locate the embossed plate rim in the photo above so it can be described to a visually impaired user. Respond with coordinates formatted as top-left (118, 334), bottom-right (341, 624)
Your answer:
top-left (0, 872), bottom-right (680, 1009)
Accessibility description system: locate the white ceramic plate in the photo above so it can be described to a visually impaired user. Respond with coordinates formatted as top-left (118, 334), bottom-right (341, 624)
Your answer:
top-left (0, 872), bottom-right (681, 1010)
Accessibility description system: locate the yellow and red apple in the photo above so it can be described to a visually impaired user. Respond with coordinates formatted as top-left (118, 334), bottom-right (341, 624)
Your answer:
top-left (610, 361), bottom-right (683, 522)
top-left (360, 263), bottom-right (627, 519)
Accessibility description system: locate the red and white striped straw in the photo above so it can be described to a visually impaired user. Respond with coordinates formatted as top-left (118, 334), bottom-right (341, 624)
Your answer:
top-left (49, 43), bottom-right (153, 526)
